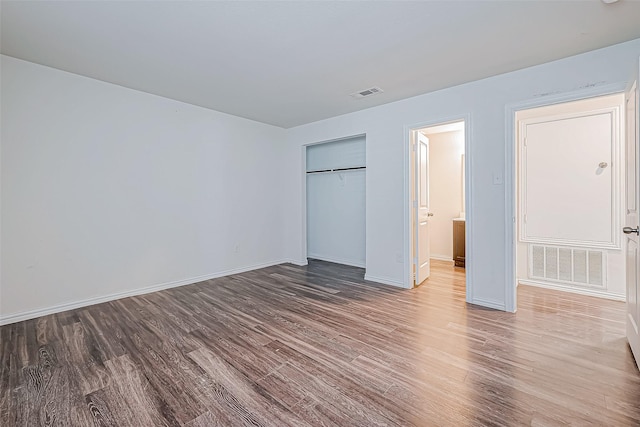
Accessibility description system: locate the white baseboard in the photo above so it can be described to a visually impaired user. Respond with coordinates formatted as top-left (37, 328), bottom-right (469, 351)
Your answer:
top-left (364, 273), bottom-right (405, 288)
top-left (430, 255), bottom-right (453, 262)
top-left (469, 297), bottom-right (506, 311)
top-left (0, 259), bottom-right (291, 326)
top-left (307, 253), bottom-right (365, 268)
top-left (283, 258), bottom-right (308, 266)
top-left (518, 279), bottom-right (625, 301)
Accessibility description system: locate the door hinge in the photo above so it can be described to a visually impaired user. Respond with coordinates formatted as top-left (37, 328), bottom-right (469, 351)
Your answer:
top-left (413, 257), bottom-right (418, 265)
top-left (412, 143), bottom-right (417, 152)
top-left (413, 200), bottom-right (418, 208)
top-left (523, 214), bottom-right (527, 223)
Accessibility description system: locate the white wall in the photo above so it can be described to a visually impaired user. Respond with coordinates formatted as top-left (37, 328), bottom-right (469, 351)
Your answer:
top-left (427, 131), bottom-right (464, 261)
top-left (307, 171), bottom-right (366, 267)
top-left (3, 39), bottom-right (640, 320)
top-left (0, 55), bottom-right (287, 323)
top-left (306, 137), bottom-right (366, 267)
top-left (282, 38), bottom-right (640, 310)
top-left (306, 136), bottom-right (366, 171)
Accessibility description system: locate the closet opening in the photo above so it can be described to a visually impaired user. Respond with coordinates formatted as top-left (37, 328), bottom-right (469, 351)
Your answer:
top-left (305, 135), bottom-right (366, 268)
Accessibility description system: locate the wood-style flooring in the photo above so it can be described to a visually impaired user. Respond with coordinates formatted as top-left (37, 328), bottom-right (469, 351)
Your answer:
top-left (1, 259), bottom-right (639, 426)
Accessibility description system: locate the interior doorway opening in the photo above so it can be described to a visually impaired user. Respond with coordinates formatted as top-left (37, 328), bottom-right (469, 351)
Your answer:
top-left (305, 135), bottom-right (366, 268)
top-left (409, 120), bottom-right (467, 288)
top-left (513, 93), bottom-right (626, 304)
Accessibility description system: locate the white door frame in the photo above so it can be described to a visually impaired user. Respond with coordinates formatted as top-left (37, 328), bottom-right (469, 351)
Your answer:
top-left (404, 114), bottom-right (472, 300)
top-left (505, 82), bottom-right (627, 312)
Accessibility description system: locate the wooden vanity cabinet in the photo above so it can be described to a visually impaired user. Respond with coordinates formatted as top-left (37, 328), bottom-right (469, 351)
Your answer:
top-left (453, 219), bottom-right (465, 268)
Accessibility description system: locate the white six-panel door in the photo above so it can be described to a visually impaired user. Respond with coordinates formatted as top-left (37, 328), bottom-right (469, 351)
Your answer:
top-left (415, 133), bottom-right (431, 285)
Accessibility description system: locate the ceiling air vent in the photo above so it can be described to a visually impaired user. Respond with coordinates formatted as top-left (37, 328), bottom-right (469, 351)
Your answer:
top-left (350, 87), bottom-right (384, 99)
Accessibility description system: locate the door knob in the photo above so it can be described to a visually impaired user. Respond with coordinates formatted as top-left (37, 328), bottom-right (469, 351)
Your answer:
top-left (427, 212), bottom-right (434, 217)
top-left (623, 226), bottom-right (639, 235)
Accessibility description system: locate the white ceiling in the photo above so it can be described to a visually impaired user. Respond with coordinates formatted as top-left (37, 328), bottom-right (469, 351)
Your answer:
top-left (2, 1), bottom-right (640, 128)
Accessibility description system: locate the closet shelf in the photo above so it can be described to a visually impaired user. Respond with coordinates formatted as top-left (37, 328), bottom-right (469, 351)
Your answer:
top-left (306, 166), bottom-right (366, 174)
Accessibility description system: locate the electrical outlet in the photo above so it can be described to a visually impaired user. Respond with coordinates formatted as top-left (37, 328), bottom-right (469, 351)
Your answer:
top-left (492, 172), bottom-right (503, 185)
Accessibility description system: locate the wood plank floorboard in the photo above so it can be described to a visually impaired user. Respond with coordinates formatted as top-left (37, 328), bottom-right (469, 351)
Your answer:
top-left (1, 259), bottom-right (639, 426)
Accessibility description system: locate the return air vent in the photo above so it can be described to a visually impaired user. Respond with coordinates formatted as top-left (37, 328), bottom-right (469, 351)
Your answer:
top-left (529, 245), bottom-right (605, 288)
top-left (350, 87), bottom-right (384, 99)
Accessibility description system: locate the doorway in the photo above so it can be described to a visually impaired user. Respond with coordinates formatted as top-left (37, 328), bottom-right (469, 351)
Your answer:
top-left (408, 120), bottom-right (468, 290)
top-left (513, 93), bottom-right (626, 306)
top-left (305, 135), bottom-right (366, 268)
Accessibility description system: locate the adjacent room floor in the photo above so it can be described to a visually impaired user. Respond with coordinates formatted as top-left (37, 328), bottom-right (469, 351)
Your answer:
top-left (1, 259), bottom-right (639, 426)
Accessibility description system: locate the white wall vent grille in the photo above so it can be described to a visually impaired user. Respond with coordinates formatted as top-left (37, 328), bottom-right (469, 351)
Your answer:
top-left (350, 87), bottom-right (384, 99)
top-left (529, 245), bottom-right (606, 288)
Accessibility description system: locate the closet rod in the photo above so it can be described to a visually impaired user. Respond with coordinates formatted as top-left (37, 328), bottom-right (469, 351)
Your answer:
top-left (306, 166), bottom-right (366, 174)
